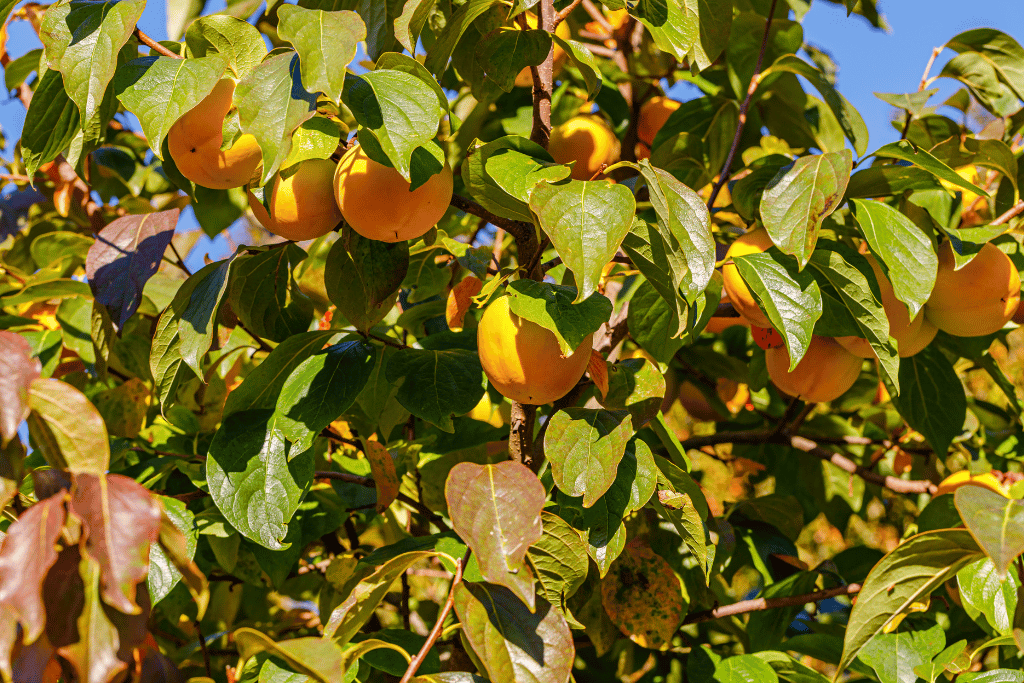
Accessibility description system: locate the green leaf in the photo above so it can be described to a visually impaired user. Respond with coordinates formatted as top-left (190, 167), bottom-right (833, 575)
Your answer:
top-left (344, 69), bottom-right (444, 180)
top-left (940, 51), bottom-right (1021, 117)
top-left (114, 55), bottom-right (226, 158)
top-left (959, 671), bottom-right (1024, 683)
top-left (600, 358), bottom-right (666, 429)
top-left (229, 244), bottom-right (314, 343)
top-left (21, 69), bottom-right (81, 177)
top-left (177, 259), bottom-right (232, 377)
top-left (733, 250), bottom-right (823, 368)
top-left (423, 0), bottom-right (502, 77)
top-left (354, 345), bottom-right (410, 442)
top-left (946, 29), bottom-right (1024, 101)
top-left (236, 52), bottom-right (318, 185)
top-left (394, 0), bottom-right (435, 54)
top-left (276, 340), bottom-right (376, 451)
top-left (166, 0), bottom-right (204, 40)
top-left (324, 228), bottom-right (408, 333)
top-left (385, 348), bottom-right (485, 433)
top-left (277, 5), bottom-right (365, 102)
top-left (760, 150), bottom-right (853, 268)
top-left (505, 280), bottom-right (611, 357)
top-left (638, 161), bottom-right (715, 297)
top-left (40, 0), bottom-right (145, 121)
top-left (846, 165), bottom-right (942, 199)
top-left (887, 346), bottom-right (966, 455)
top-left (224, 330), bottom-right (338, 415)
top-left (552, 36), bottom-right (603, 100)
top-left (544, 408), bottom-right (633, 508)
top-left (27, 378), bottom-right (108, 475)
top-left (235, 628), bottom-right (351, 683)
top-left (148, 496), bottom-right (197, 605)
top-left (762, 55), bottom-right (869, 156)
top-left (871, 139), bottom-right (988, 197)
top-left (748, 572), bottom-right (818, 652)
top-left (837, 529), bottom-right (982, 676)
top-left (206, 409), bottom-right (315, 550)
top-left (807, 244), bottom-right (898, 391)
top-left (323, 551), bottom-right (441, 646)
top-left (184, 15), bottom-right (268, 80)
top-left (0, 279), bottom-right (93, 307)
top-left (476, 28), bottom-right (550, 93)
top-left (454, 583), bottom-right (574, 683)
top-left (529, 179), bottom-right (636, 302)
top-left (626, 278), bottom-right (685, 364)
top-left (446, 461), bottom-right (545, 608)
top-left (629, 0), bottom-right (731, 71)
top-left (4, 48), bottom-right (42, 93)
top-left (930, 136), bottom-right (1019, 198)
top-left (858, 624), bottom-right (945, 683)
top-left (620, 218), bottom-right (689, 336)
top-left (958, 557), bottom-right (1019, 635)
top-left (284, 117), bottom-right (344, 167)
top-left (150, 269), bottom-right (208, 411)
top-left (527, 511), bottom-right (589, 626)
top-left (874, 88), bottom-right (939, 116)
top-left (849, 199), bottom-right (937, 318)
top-left (713, 655), bottom-right (779, 683)
top-left (357, 0), bottom-right (404, 61)
top-left (752, 651), bottom-right (831, 683)
top-left (955, 486), bottom-right (1024, 577)
top-left (462, 136), bottom-right (565, 222)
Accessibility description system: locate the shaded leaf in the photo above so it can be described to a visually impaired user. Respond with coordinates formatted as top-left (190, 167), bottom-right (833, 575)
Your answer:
top-left (527, 511), bottom-right (589, 626)
top-left (385, 348), bottom-right (485, 433)
top-left (235, 629), bottom-right (350, 683)
top-left (463, 136), bottom-right (564, 222)
top-left (446, 461), bottom-right (545, 608)
top-left (57, 553), bottom-right (126, 683)
top-left (871, 139), bottom-right (988, 197)
top-left (223, 331), bottom-right (336, 416)
top-left (364, 441), bottom-right (398, 513)
top-left (228, 243), bottom-right (314, 343)
top-left (86, 209), bottom-right (181, 329)
top-left (600, 358), bottom-right (666, 429)
top-left (887, 346), bottom-right (966, 455)
top-left (476, 28), bottom-right (550, 93)
top-left (20, 69), bottom-right (81, 177)
top-left (0, 331), bottom-right (41, 446)
top-left (423, 0), bottom-right (502, 77)
top-left (324, 228), bottom-right (408, 333)
top-left (28, 378), bottom-right (109, 476)
top-left (621, 218), bottom-right (689, 336)
top-left (602, 538), bottom-right (686, 650)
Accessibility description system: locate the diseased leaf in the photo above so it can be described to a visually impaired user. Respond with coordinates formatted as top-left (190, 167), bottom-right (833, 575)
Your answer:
top-left (86, 209), bottom-right (181, 329)
top-left (69, 473), bottom-right (162, 615)
top-left (454, 582), bottom-right (574, 683)
top-left (602, 539), bottom-right (686, 650)
top-left (544, 408), bottom-right (633, 507)
top-left (0, 331), bottom-right (41, 446)
top-left (530, 179), bottom-right (636, 302)
top-left (446, 461), bottom-right (545, 609)
top-left (760, 150), bottom-right (853, 268)
top-left (838, 529), bottom-right (982, 676)
top-left (277, 5), bottom-right (365, 102)
top-left (28, 378), bottom-right (109, 476)
top-left (206, 409), bottom-right (315, 550)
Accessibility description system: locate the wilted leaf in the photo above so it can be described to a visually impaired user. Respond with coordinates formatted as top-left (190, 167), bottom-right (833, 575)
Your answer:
top-left (447, 276), bottom-right (483, 332)
top-left (86, 209), bottom-right (181, 329)
top-left (0, 331), bottom-right (41, 446)
top-left (453, 582), bottom-right (574, 683)
top-left (446, 461), bottom-right (545, 608)
top-left (544, 408), bottom-right (633, 507)
top-left (602, 539), bottom-right (686, 650)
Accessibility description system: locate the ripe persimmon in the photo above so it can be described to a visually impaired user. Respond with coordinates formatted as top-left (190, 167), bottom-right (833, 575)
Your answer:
top-left (765, 335), bottom-right (862, 403)
top-left (924, 241), bottom-right (1021, 337)
top-left (247, 158), bottom-right (341, 241)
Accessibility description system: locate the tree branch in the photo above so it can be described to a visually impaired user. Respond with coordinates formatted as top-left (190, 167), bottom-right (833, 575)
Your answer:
top-left (450, 194), bottom-right (533, 243)
top-left (993, 200), bottom-right (1024, 226)
top-left (553, 0), bottom-right (584, 28)
top-left (705, 0), bottom-right (779, 209)
top-left (526, 0), bottom-right (555, 147)
top-left (683, 583), bottom-right (861, 625)
top-left (134, 27), bottom-right (183, 59)
top-left (399, 550), bottom-right (469, 683)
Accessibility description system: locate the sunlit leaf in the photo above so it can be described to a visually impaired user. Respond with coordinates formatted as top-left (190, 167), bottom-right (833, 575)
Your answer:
top-left (602, 538), bottom-right (686, 650)
top-left (544, 408), bottom-right (633, 507)
top-left (955, 486), bottom-right (1024, 576)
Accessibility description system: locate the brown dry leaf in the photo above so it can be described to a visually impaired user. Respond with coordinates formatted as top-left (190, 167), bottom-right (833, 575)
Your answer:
top-left (588, 350), bottom-right (609, 399)
top-left (0, 331), bottom-right (41, 446)
top-left (445, 276), bottom-right (483, 332)
top-left (601, 538), bottom-right (686, 650)
top-left (363, 440), bottom-right (399, 513)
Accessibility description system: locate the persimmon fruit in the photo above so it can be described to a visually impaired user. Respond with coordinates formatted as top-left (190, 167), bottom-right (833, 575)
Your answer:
top-left (721, 228), bottom-right (774, 328)
top-left (548, 115), bottom-right (621, 181)
top-left (924, 241), bottom-right (1020, 337)
top-left (765, 335), bottom-right (862, 403)
top-left (333, 144), bottom-right (454, 243)
top-left (247, 158), bottom-right (341, 241)
top-left (637, 96), bottom-right (680, 148)
top-left (477, 296), bottom-right (592, 405)
top-left (167, 79), bottom-right (262, 190)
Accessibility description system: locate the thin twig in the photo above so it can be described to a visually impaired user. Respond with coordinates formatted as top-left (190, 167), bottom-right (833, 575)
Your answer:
top-left (134, 28), bottom-right (183, 59)
top-left (235, 319), bottom-right (273, 353)
top-left (367, 332), bottom-right (409, 349)
top-left (194, 620), bottom-right (213, 677)
top-left (706, 0), bottom-right (779, 209)
top-left (450, 194), bottom-right (533, 243)
top-left (683, 583), bottom-right (861, 625)
top-left (900, 46), bottom-right (943, 141)
top-left (553, 0), bottom-right (584, 27)
top-left (168, 240), bottom-right (192, 276)
top-left (993, 200), bottom-right (1024, 226)
top-left (399, 551), bottom-right (469, 683)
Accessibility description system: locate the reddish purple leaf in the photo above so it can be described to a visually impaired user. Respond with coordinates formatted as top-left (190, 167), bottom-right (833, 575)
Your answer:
top-left (0, 494), bottom-right (66, 680)
top-left (0, 331), bottom-right (41, 446)
top-left (85, 209), bottom-right (181, 329)
top-left (57, 552), bottom-right (126, 683)
top-left (69, 474), bottom-right (162, 615)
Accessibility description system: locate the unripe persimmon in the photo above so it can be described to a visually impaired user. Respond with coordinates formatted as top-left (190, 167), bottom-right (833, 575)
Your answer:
top-left (334, 144), bottom-right (454, 243)
top-left (836, 256), bottom-right (938, 358)
top-left (637, 96), bottom-right (681, 147)
top-left (477, 296), bottom-right (592, 405)
top-left (924, 241), bottom-right (1021, 337)
top-left (721, 229), bottom-right (774, 328)
top-left (548, 115), bottom-right (621, 181)
top-left (513, 13), bottom-right (572, 88)
top-left (247, 158), bottom-right (341, 241)
top-left (765, 335), bottom-right (862, 403)
top-left (167, 79), bottom-right (262, 190)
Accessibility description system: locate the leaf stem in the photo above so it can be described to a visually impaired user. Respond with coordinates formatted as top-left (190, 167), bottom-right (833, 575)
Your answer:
top-left (705, 0), bottom-right (779, 210)
top-left (683, 582), bottom-right (861, 625)
top-left (398, 550), bottom-right (469, 683)
top-left (134, 27), bottom-right (183, 59)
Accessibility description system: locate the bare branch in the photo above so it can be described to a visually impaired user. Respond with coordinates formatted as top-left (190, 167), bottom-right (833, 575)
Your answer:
top-left (683, 583), bottom-right (861, 625)
top-left (399, 550), bottom-right (469, 683)
top-left (134, 27), bottom-right (183, 59)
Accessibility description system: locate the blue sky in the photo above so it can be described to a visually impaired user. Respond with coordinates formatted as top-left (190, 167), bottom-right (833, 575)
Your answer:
top-left (3, 0), bottom-right (1023, 265)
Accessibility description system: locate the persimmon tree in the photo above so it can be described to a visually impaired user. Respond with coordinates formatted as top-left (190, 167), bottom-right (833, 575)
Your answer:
top-left (5, 0), bottom-right (1024, 681)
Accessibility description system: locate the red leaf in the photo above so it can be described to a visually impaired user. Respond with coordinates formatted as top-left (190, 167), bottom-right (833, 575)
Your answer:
top-left (445, 275), bottom-right (483, 332)
top-left (85, 209), bottom-right (180, 329)
top-left (752, 325), bottom-right (784, 350)
top-left (69, 474), bottom-right (162, 615)
top-left (363, 441), bottom-right (399, 513)
top-left (0, 331), bottom-right (41, 445)
top-left (0, 494), bottom-right (66, 679)
top-left (587, 350), bottom-right (609, 399)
